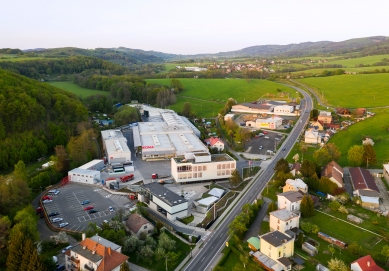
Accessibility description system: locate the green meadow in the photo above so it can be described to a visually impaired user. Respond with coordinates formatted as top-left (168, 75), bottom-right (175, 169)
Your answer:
top-left (147, 78), bottom-right (295, 117)
top-left (0, 54), bottom-right (59, 62)
top-left (298, 74), bottom-right (389, 108)
top-left (329, 108), bottom-right (389, 167)
top-left (48, 81), bottom-right (109, 98)
top-left (291, 66), bottom-right (389, 75)
top-left (326, 54), bottom-right (389, 67)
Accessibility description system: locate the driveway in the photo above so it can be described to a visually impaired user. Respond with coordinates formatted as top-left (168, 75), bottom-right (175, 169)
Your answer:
top-left (375, 177), bottom-right (389, 211)
top-left (243, 198), bottom-right (270, 241)
top-left (342, 168), bottom-right (354, 197)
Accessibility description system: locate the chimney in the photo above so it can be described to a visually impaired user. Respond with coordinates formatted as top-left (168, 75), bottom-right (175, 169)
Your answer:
top-left (82, 233), bottom-right (86, 241)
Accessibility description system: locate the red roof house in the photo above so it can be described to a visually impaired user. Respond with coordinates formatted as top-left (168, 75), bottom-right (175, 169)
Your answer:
top-left (204, 137), bottom-right (224, 151)
top-left (350, 255), bottom-right (384, 271)
top-left (321, 161), bottom-right (344, 188)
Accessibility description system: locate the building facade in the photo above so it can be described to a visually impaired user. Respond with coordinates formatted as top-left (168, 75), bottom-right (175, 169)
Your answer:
top-left (68, 168), bottom-right (100, 185)
top-left (269, 209), bottom-right (300, 234)
top-left (246, 117), bottom-right (283, 130)
top-left (171, 153), bottom-right (236, 183)
top-left (101, 130), bottom-right (132, 165)
top-left (277, 191), bottom-right (303, 212)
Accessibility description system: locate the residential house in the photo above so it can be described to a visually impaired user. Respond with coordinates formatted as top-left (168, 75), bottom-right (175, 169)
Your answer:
top-left (252, 231), bottom-right (294, 271)
top-left (269, 209), bottom-right (300, 234)
top-left (349, 167), bottom-right (380, 209)
top-left (321, 161), bottom-right (344, 188)
top-left (204, 137), bottom-right (225, 151)
top-left (309, 121), bottom-right (324, 131)
top-left (224, 114), bottom-right (235, 121)
top-left (350, 255), bottom-right (384, 271)
top-left (354, 108), bottom-right (366, 117)
top-left (304, 129), bottom-right (320, 144)
top-left (126, 213), bottom-right (154, 237)
top-left (318, 111), bottom-right (332, 124)
top-left (247, 236), bottom-right (260, 251)
top-left (277, 191), bottom-right (304, 212)
top-left (290, 163), bottom-right (301, 177)
top-left (336, 107), bottom-right (351, 116)
top-left (383, 164), bottom-right (389, 183)
top-left (283, 178), bottom-right (307, 194)
top-left (65, 235), bottom-right (128, 271)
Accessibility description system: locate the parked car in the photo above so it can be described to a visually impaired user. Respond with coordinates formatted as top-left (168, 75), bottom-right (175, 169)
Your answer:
top-left (59, 222), bottom-right (69, 228)
top-left (61, 245), bottom-right (72, 253)
top-left (81, 200), bottom-right (90, 205)
top-left (48, 190), bottom-right (60, 195)
top-left (42, 196), bottom-right (52, 200)
top-left (282, 148), bottom-right (286, 151)
top-left (52, 218), bottom-right (63, 223)
top-left (263, 131), bottom-right (268, 134)
top-left (120, 174), bottom-right (134, 182)
top-left (108, 206), bottom-right (114, 212)
top-left (259, 146), bottom-right (263, 150)
top-left (55, 264), bottom-right (65, 271)
top-left (264, 136), bottom-right (269, 139)
top-left (103, 220), bottom-right (109, 224)
top-left (89, 210), bottom-right (98, 214)
top-left (48, 212), bottom-right (59, 217)
top-left (43, 199), bottom-right (53, 204)
top-left (84, 206), bottom-right (94, 211)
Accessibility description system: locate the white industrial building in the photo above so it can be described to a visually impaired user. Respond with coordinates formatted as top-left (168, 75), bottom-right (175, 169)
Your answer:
top-left (68, 168), bottom-right (100, 185)
top-left (246, 116), bottom-right (283, 129)
top-left (131, 105), bottom-right (206, 160)
top-left (78, 159), bottom-right (105, 171)
top-left (273, 105), bottom-right (294, 114)
top-left (139, 182), bottom-right (188, 221)
top-left (171, 153), bottom-right (236, 183)
top-left (101, 130), bottom-right (132, 164)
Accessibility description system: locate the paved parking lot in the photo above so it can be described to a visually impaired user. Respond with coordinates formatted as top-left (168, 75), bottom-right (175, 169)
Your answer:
top-left (245, 131), bottom-right (284, 155)
top-left (42, 183), bottom-right (134, 232)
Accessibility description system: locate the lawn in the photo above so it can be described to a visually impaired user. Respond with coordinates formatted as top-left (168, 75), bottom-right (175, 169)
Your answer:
top-left (47, 81), bottom-right (109, 98)
top-left (328, 109), bottom-right (389, 167)
top-left (147, 78), bottom-right (295, 117)
top-left (286, 142), bottom-right (317, 164)
top-left (298, 73), bottom-right (389, 108)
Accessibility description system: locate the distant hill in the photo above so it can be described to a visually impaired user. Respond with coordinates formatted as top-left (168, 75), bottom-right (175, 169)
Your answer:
top-left (18, 36), bottom-right (389, 62)
top-left (0, 69), bottom-right (87, 170)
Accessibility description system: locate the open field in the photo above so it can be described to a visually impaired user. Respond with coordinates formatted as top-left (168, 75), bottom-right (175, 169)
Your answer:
top-left (298, 74), bottom-right (389, 108)
top-left (328, 109), bottom-right (389, 167)
top-left (325, 54), bottom-right (389, 67)
top-left (291, 65), bottom-right (389, 75)
top-left (47, 81), bottom-right (109, 98)
top-left (0, 54), bottom-right (59, 62)
top-left (147, 78), bottom-right (295, 117)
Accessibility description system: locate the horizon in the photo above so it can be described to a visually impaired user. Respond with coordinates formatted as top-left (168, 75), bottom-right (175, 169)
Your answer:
top-left (2, 0), bottom-right (389, 54)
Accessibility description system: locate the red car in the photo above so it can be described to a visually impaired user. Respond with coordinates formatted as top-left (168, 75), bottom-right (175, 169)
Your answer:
top-left (84, 206), bottom-right (94, 211)
top-left (263, 131), bottom-right (268, 134)
top-left (120, 174), bottom-right (134, 182)
top-left (42, 196), bottom-right (53, 200)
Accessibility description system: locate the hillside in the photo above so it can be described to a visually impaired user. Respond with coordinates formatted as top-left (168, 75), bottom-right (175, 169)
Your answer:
top-left (0, 69), bottom-right (87, 170)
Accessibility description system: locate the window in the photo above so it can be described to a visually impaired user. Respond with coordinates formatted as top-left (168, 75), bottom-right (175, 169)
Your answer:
top-left (226, 170), bottom-right (230, 175)
top-left (198, 172), bottom-right (202, 177)
top-left (198, 167), bottom-right (202, 172)
top-left (144, 225), bottom-right (147, 229)
top-left (193, 166), bottom-right (197, 171)
top-left (286, 222), bottom-right (288, 225)
top-left (278, 219), bottom-right (280, 224)
top-left (279, 251), bottom-right (281, 257)
top-left (217, 171), bottom-right (222, 176)
top-left (222, 164), bottom-right (225, 169)
top-left (217, 164), bottom-right (221, 170)
top-left (231, 163), bottom-right (235, 169)
top-left (277, 226), bottom-right (279, 230)
top-left (188, 173), bottom-right (192, 178)
top-left (193, 173), bottom-right (197, 178)
top-left (203, 166), bottom-right (207, 171)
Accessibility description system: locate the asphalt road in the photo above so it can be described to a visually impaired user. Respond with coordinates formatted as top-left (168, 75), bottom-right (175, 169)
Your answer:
top-left (183, 85), bottom-right (313, 271)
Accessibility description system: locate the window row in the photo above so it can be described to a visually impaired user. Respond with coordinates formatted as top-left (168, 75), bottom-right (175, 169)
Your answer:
top-left (216, 170), bottom-right (231, 176)
top-left (178, 172), bottom-right (203, 179)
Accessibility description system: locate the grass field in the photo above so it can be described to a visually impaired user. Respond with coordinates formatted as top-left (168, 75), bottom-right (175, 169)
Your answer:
top-left (48, 81), bottom-right (109, 98)
top-left (291, 65), bottom-right (389, 75)
top-left (325, 54), bottom-right (389, 67)
top-left (147, 78), bottom-right (295, 117)
top-left (0, 54), bottom-right (59, 62)
top-left (328, 109), bottom-right (389, 167)
top-left (298, 73), bottom-right (389, 108)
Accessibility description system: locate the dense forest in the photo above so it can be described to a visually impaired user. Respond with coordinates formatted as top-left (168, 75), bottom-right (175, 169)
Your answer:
top-left (0, 69), bottom-right (88, 169)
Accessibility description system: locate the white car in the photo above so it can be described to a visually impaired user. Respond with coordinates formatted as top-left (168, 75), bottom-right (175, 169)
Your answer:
top-left (108, 206), bottom-right (114, 212)
top-left (259, 146), bottom-right (263, 150)
top-left (43, 199), bottom-right (53, 204)
top-left (62, 245), bottom-right (72, 253)
top-left (48, 189), bottom-right (60, 195)
top-left (59, 222), bottom-right (69, 228)
top-left (264, 136), bottom-right (269, 139)
top-left (52, 218), bottom-right (63, 223)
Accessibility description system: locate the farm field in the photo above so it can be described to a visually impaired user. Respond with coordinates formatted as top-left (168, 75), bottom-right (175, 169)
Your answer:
top-left (298, 74), bottom-right (389, 108)
top-left (325, 54), bottom-right (389, 67)
top-left (329, 109), bottom-right (389, 167)
top-left (147, 78), bottom-right (295, 117)
top-left (0, 54), bottom-right (58, 62)
top-left (47, 81), bottom-right (109, 98)
top-left (290, 65), bottom-right (389, 75)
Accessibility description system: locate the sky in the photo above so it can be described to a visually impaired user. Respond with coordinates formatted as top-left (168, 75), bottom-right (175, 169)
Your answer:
top-left (1, 0), bottom-right (389, 55)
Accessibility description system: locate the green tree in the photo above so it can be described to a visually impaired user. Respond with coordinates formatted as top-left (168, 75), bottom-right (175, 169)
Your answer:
top-left (114, 106), bottom-right (140, 126)
top-left (158, 231), bottom-right (176, 251)
top-left (347, 145), bottom-right (364, 167)
top-left (53, 145), bottom-right (69, 174)
top-left (120, 261), bottom-right (130, 271)
top-left (363, 144), bottom-right (377, 167)
top-left (229, 169), bottom-right (242, 188)
top-left (328, 200), bottom-right (341, 211)
top-left (27, 245), bottom-right (43, 271)
top-left (348, 242), bottom-right (361, 255)
top-left (6, 224), bottom-right (26, 271)
top-left (300, 194), bottom-right (315, 217)
top-left (0, 215), bottom-right (11, 253)
top-left (166, 251), bottom-right (179, 269)
top-left (327, 258), bottom-right (348, 271)
top-left (20, 239), bottom-right (34, 271)
top-left (123, 235), bottom-right (139, 253)
top-left (13, 205), bottom-right (39, 241)
top-left (297, 232), bottom-right (304, 247)
top-left (313, 147), bottom-right (332, 167)
top-left (274, 171), bottom-right (293, 187)
top-left (310, 109), bottom-right (319, 119)
top-left (323, 143), bottom-right (341, 161)
top-left (137, 245), bottom-right (154, 264)
top-left (266, 201), bottom-right (277, 215)
top-left (328, 246), bottom-right (336, 257)
top-left (274, 158), bottom-right (290, 173)
top-left (13, 160), bottom-right (28, 181)
top-left (381, 245), bottom-right (389, 263)
top-left (181, 102), bottom-right (192, 117)
top-left (170, 79), bottom-right (184, 93)
top-left (300, 160), bottom-right (317, 177)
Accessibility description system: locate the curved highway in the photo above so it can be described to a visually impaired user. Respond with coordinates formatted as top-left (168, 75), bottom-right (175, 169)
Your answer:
top-left (183, 85), bottom-right (313, 271)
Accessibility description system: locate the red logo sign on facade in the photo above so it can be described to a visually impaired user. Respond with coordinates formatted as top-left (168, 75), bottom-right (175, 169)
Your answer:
top-left (142, 146), bottom-right (154, 149)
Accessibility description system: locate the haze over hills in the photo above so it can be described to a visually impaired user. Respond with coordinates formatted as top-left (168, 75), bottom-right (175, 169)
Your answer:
top-left (20, 36), bottom-right (389, 62)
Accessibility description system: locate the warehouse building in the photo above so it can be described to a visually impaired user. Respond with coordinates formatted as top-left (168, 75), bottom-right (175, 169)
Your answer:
top-left (101, 130), bottom-right (132, 165)
top-left (68, 168), bottom-right (100, 185)
top-left (78, 159), bottom-right (105, 171)
top-left (246, 116), bottom-right (283, 129)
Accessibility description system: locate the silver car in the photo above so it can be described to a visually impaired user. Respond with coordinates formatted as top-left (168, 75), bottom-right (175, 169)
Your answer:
top-left (59, 222), bottom-right (69, 228)
top-left (52, 218), bottom-right (63, 223)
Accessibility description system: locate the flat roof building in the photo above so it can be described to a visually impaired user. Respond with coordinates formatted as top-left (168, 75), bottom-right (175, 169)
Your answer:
top-left (68, 168), bottom-right (100, 185)
top-left (101, 130), bottom-right (132, 165)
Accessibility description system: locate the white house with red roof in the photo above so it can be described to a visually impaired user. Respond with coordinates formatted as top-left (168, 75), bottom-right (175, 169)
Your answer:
top-left (350, 255), bottom-right (384, 271)
top-left (204, 137), bottom-right (224, 151)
